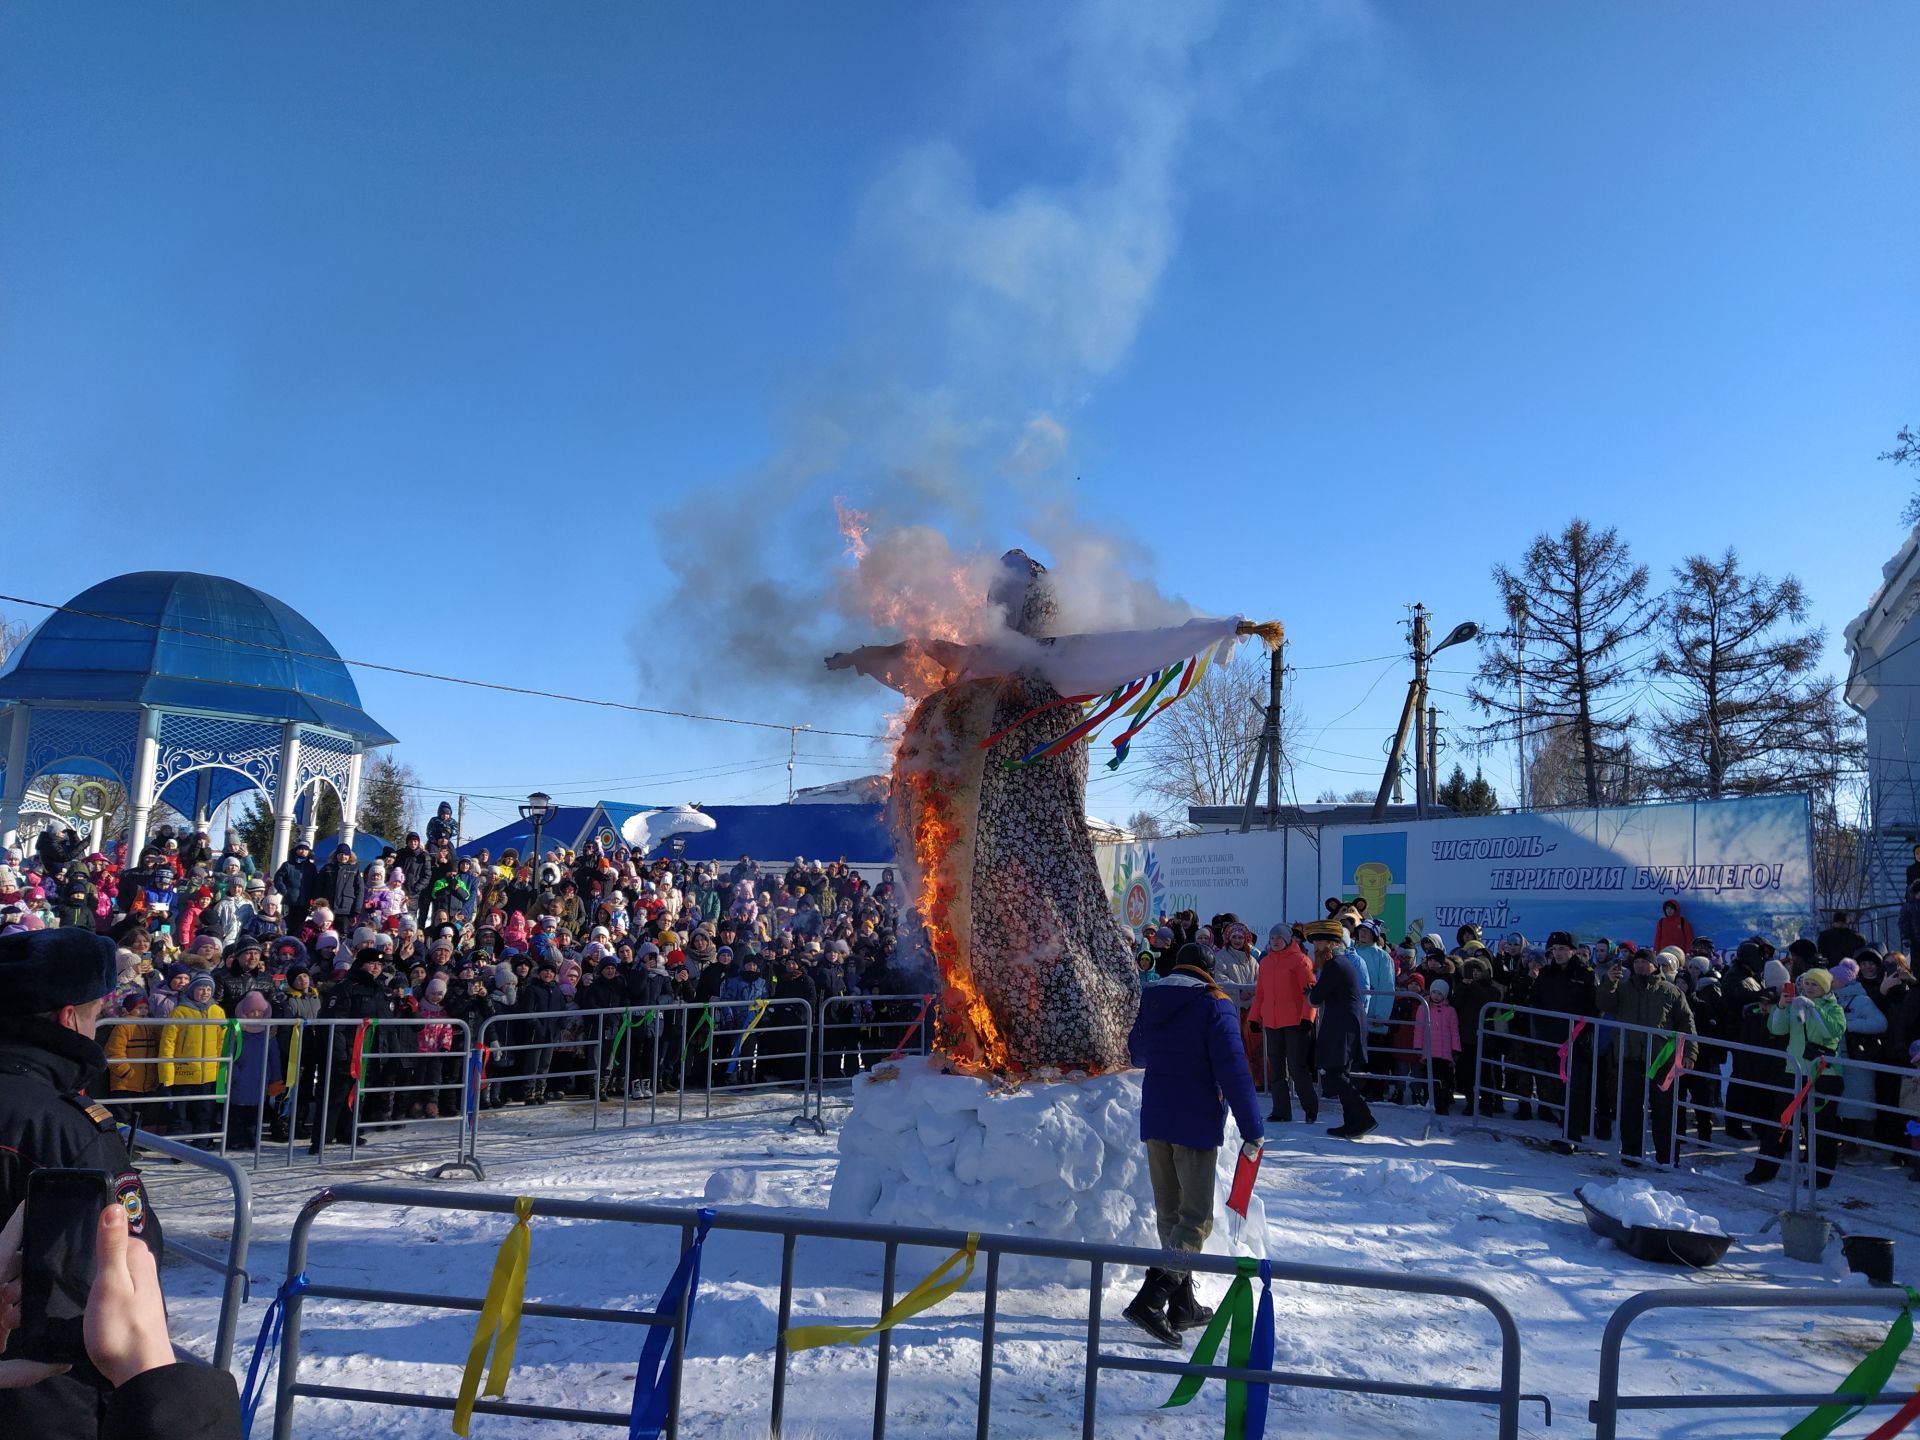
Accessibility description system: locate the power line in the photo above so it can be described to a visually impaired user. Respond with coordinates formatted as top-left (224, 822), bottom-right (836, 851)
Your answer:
top-left (0, 588), bottom-right (887, 742)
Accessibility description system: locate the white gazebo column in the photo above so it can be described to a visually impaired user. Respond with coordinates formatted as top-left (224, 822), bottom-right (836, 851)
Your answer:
top-left (192, 770), bottom-right (213, 832)
top-left (0, 704), bottom-right (30, 850)
top-left (270, 723), bottom-right (304, 872)
top-left (341, 748), bottom-right (365, 848)
top-left (126, 708), bottom-right (162, 861)
top-left (89, 811), bottom-right (108, 854)
top-left (300, 780), bottom-right (320, 846)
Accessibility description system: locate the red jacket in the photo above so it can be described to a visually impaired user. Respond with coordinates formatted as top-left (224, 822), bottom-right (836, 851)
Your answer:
top-left (1251, 941), bottom-right (1316, 1028)
top-left (1654, 906), bottom-right (1694, 955)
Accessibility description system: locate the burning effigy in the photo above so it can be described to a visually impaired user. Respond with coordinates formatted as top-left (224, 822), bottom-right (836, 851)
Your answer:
top-left (828, 549), bottom-right (1275, 1076)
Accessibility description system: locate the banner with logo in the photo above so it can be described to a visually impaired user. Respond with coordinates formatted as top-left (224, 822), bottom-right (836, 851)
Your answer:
top-left (1097, 793), bottom-right (1814, 950)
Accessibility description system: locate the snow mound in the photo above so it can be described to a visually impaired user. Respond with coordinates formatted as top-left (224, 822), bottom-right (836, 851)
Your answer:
top-left (824, 1058), bottom-right (1251, 1279)
top-left (704, 1166), bottom-right (783, 1206)
top-left (1583, 1178), bottom-right (1725, 1236)
top-left (1325, 1159), bottom-right (1488, 1210)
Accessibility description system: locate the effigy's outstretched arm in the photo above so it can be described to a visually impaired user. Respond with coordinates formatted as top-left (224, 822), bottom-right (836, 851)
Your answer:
top-left (824, 639), bottom-right (970, 695)
top-left (967, 615), bottom-right (1249, 697)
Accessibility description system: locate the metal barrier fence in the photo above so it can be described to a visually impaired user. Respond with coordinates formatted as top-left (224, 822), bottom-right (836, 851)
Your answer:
top-left (1220, 982), bottom-right (1440, 1130)
top-left (119, 1124), bottom-right (254, 1370)
top-left (1590, 1285), bottom-right (1918, 1440)
top-left (807, 992), bottom-right (940, 1123)
top-left (1470, 1000), bottom-right (1920, 1217)
top-left (98, 1014), bottom-right (472, 1172)
top-left (272, 1182), bottom-right (1539, 1440)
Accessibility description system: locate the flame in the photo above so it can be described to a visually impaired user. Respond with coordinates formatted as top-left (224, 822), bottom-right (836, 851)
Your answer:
top-left (902, 730), bottom-right (1008, 1073)
top-left (834, 496), bottom-right (870, 564)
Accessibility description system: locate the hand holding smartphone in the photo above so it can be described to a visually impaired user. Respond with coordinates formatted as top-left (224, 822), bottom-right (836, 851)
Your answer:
top-left (10, 1169), bottom-right (117, 1367)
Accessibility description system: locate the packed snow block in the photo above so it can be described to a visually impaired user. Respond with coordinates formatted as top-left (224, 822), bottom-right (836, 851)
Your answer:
top-left (826, 1058), bottom-right (1247, 1282)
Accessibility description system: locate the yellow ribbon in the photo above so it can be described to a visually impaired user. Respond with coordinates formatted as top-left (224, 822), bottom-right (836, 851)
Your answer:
top-left (452, 1196), bottom-right (534, 1436)
top-left (785, 1234), bottom-right (978, 1352)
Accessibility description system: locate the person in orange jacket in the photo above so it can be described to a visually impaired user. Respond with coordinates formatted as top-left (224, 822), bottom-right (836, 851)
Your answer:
top-left (1249, 922), bottom-right (1318, 1123)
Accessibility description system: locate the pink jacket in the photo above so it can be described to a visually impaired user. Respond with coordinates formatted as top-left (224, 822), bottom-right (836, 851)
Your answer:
top-left (1412, 1000), bottom-right (1461, 1060)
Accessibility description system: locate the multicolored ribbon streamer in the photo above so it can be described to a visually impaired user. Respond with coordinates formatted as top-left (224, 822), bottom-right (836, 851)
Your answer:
top-left (977, 690), bottom-right (1097, 751)
top-left (629, 1208), bottom-right (716, 1440)
top-left (785, 1233), bottom-right (979, 1351)
top-left (1645, 1032), bottom-right (1686, 1091)
top-left (346, 1018), bottom-right (378, 1110)
top-left (211, 1020), bottom-right (242, 1100)
top-left (885, 997), bottom-right (936, 1060)
top-left (1778, 1056), bottom-right (1832, 1133)
top-left (726, 999), bottom-right (772, 1079)
top-left (453, 1196), bottom-right (535, 1437)
top-left (1780, 1288), bottom-right (1916, 1440)
top-left (1161, 1256), bottom-right (1276, 1438)
top-left (1107, 643), bottom-right (1227, 769)
top-left (1007, 677), bottom-right (1148, 767)
top-left (466, 1043), bottom-right (491, 1128)
top-left (1557, 1018), bottom-right (1588, 1083)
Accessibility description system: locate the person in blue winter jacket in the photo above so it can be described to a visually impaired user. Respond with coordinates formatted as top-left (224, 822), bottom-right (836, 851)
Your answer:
top-left (1122, 941), bottom-right (1264, 1347)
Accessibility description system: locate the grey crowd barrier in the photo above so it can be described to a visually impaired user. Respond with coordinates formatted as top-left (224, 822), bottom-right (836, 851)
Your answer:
top-left (807, 992), bottom-right (940, 1123)
top-left (271, 1182), bottom-right (1541, 1440)
top-left (120, 1125), bottom-right (254, 1370)
top-left (1470, 1000), bottom-right (1920, 1217)
top-left (98, 1014), bottom-right (472, 1173)
top-left (1221, 982), bottom-right (1441, 1132)
top-left (1590, 1285), bottom-right (1919, 1440)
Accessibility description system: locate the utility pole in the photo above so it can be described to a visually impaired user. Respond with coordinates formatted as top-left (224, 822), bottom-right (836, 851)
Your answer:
top-left (1427, 704), bottom-right (1440, 806)
top-left (787, 724), bottom-right (811, 803)
top-left (1238, 642), bottom-right (1285, 832)
top-left (1373, 605), bottom-right (1479, 823)
top-left (456, 793), bottom-right (466, 846)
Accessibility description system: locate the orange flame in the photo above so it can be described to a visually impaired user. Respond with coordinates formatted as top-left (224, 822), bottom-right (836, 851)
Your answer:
top-left (901, 726), bottom-right (1007, 1072)
top-left (834, 496), bottom-right (870, 564)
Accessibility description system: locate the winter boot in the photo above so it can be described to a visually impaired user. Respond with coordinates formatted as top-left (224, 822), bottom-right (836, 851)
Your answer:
top-left (1166, 1275), bottom-right (1213, 1332)
top-left (1122, 1269), bottom-right (1181, 1348)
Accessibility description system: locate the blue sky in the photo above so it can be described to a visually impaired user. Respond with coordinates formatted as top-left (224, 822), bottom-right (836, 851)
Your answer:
top-left (3, 2), bottom-right (1914, 839)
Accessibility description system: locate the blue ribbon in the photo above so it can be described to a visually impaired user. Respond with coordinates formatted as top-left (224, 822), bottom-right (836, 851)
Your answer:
top-left (240, 1272), bottom-right (309, 1436)
top-left (1245, 1258), bottom-right (1275, 1436)
top-left (629, 1208), bottom-right (716, 1440)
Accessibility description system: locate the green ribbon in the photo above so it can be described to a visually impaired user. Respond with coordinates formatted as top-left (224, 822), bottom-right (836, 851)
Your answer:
top-left (1645, 1035), bottom-right (1677, 1081)
top-left (212, 1019), bottom-right (241, 1099)
top-left (1162, 1256), bottom-right (1259, 1438)
top-left (681, 1008), bottom-right (715, 1063)
top-left (1488, 1008), bottom-right (1515, 1024)
top-left (607, 1008), bottom-right (636, 1054)
top-left (1781, 1288), bottom-right (1917, 1440)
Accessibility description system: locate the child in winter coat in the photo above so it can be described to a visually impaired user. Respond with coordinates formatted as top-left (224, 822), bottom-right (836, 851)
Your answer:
top-left (227, 991), bottom-right (289, 1146)
top-left (104, 991), bottom-right (164, 1126)
top-left (414, 975), bottom-right (457, 1118)
top-left (1413, 978), bottom-right (1464, 1114)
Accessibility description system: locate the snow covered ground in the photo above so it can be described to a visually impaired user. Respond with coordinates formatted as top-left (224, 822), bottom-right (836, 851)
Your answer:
top-left (142, 1094), bottom-right (1919, 1438)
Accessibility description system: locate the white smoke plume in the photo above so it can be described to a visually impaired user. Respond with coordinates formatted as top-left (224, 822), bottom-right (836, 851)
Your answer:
top-left (643, 0), bottom-right (1374, 706)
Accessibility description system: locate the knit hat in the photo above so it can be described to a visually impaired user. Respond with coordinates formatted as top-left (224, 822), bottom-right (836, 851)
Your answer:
top-left (1656, 946), bottom-right (1687, 968)
top-left (1762, 959), bottom-right (1791, 989)
top-left (1685, 955), bottom-right (1711, 978)
top-left (189, 970), bottom-right (216, 994)
top-left (1428, 979), bottom-right (1450, 1001)
top-left (1798, 968), bottom-right (1833, 997)
top-left (1830, 958), bottom-right (1859, 989)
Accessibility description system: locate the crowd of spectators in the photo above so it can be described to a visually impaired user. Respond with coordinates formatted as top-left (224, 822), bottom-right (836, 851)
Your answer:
top-left (3, 818), bottom-right (910, 1153)
top-left (1139, 897), bottom-right (1920, 1190)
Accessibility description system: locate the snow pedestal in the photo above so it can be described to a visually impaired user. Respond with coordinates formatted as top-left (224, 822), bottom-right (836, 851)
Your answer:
top-left (827, 1057), bottom-right (1252, 1281)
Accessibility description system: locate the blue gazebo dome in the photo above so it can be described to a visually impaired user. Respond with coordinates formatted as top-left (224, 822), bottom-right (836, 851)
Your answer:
top-left (0, 571), bottom-right (393, 743)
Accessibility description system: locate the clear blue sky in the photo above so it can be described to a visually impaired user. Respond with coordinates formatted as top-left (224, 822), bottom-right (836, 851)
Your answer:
top-left (3, 2), bottom-right (1914, 838)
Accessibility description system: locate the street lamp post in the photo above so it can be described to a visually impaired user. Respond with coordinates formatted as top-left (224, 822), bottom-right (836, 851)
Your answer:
top-left (520, 791), bottom-right (553, 874)
top-left (1373, 607), bottom-right (1479, 821)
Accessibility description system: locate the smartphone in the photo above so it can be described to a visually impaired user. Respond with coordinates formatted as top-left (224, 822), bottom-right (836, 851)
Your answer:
top-left (12, 1168), bottom-right (116, 1366)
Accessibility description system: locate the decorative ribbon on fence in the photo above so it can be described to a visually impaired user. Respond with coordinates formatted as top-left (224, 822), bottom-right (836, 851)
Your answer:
top-left (1488, 1008), bottom-right (1515, 1026)
top-left (785, 1232), bottom-right (979, 1351)
top-left (465, 1044), bottom-right (491, 1127)
top-left (1779, 1287), bottom-right (1917, 1440)
top-left (1556, 1018), bottom-right (1588, 1083)
top-left (347, 1018), bottom-right (378, 1110)
top-left (1908, 1120), bottom-right (1920, 1139)
top-left (681, 1009), bottom-right (714, 1064)
top-left (628, 1208), bottom-right (717, 1440)
top-left (725, 1000), bottom-right (772, 1080)
top-left (237, 1271), bottom-right (308, 1437)
top-left (1645, 1032), bottom-right (1686, 1091)
top-left (452, 1196), bottom-right (535, 1437)
top-left (281, 1021), bottom-right (304, 1101)
top-left (1861, 1384), bottom-right (1920, 1440)
top-left (1161, 1255), bottom-right (1276, 1439)
top-left (211, 1020), bottom-right (242, 1100)
top-left (885, 997), bottom-right (935, 1060)
top-left (1778, 1056), bottom-right (1831, 1133)
top-left (607, 1008), bottom-right (637, 1059)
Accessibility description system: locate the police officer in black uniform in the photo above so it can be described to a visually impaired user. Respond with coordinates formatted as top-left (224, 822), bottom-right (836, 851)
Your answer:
top-left (0, 927), bottom-right (164, 1437)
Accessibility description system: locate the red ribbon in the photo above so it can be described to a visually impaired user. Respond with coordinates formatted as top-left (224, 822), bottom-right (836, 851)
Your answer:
top-left (886, 997), bottom-right (936, 1061)
top-left (1778, 1056), bottom-right (1830, 1132)
top-left (347, 1018), bottom-right (373, 1110)
top-left (1659, 1036), bottom-right (1686, 1093)
top-left (1862, 1386), bottom-right (1920, 1440)
top-left (1557, 1018), bottom-right (1587, 1082)
top-left (978, 691), bottom-right (1097, 751)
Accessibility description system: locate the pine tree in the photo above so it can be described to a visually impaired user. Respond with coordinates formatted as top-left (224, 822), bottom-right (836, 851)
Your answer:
top-left (1435, 765), bottom-right (1499, 815)
top-left (1470, 520), bottom-right (1659, 806)
top-left (1646, 550), bottom-right (1856, 796)
top-left (356, 754), bottom-right (417, 843)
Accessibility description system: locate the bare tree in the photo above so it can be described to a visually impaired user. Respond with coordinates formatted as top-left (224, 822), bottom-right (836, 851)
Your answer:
top-left (1124, 810), bottom-right (1164, 839)
top-left (1882, 423), bottom-right (1920, 524)
top-left (1470, 519), bottom-right (1659, 805)
top-left (1135, 656), bottom-right (1299, 826)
